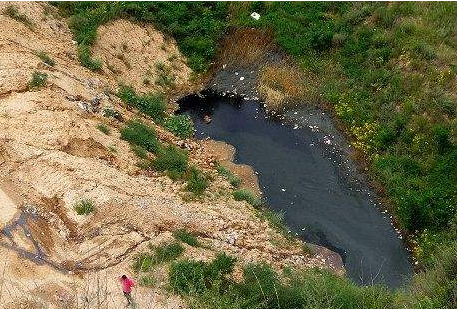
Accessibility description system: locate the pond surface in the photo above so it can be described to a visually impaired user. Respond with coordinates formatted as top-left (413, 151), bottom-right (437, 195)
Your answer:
top-left (178, 92), bottom-right (413, 288)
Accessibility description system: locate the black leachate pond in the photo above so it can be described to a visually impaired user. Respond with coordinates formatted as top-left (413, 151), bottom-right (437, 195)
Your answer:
top-left (178, 92), bottom-right (413, 288)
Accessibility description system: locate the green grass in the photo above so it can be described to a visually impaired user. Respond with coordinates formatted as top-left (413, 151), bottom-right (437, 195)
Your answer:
top-left (74, 199), bottom-right (95, 215)
top-left (96, 123), bottom-right (110, 135)
top-left (3, 5), bottom-right (34, 29)
top-left (78, 44), bottom-right (102, 71)
top-left (216, 163), bottom-right (241, 187)
top-left (103, 107), bottom-right (123, 121)
top-left (154, 61), bottom-right (176, 88)
top-left (120, 120), bottom-right (160, 154)
top-left (151, 145), bottom-right (189, 180)
top-left (133, 242), bottom-right (184, 272)
top-left (233, 189), bottom-right (261, 207)
top-left (53, 2), bottom-right (228, 73)
top-left (28, 71), bottom-right (48, 90)
top-left (117, 85), bottom-right (166, 122)
top-left (164, 115), bottom-right (195, 139)
top-left (258, 208), bottom-right (290, 236)
top-left (139, 275), bottom-right (156, 287)
top-left (36, 51), bottom-right (55, 66)
top-left (186, 167), bottom-right (209, 196)
top-left (173, 229), bottom-right (200, 247)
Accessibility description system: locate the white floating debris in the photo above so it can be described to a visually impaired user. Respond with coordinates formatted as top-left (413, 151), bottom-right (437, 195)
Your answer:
top-left (235, 72), bottom-right (239, 76)
top-left (240, 76), bottom-right (245, 81)
top-left (293, 124), bottom-right (299, 129)
top-left (281, 188), bottom-right (286, 192)
top-left (222, 64), bottom-right (227, 69)
top-left (250, 12), bottom-right (260, 20)
top-left (293, 112), bottom-right (298, 115)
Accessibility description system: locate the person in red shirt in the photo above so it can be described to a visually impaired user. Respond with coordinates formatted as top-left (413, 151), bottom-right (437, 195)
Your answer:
top-left (119, 274), bottom-right (135, 307)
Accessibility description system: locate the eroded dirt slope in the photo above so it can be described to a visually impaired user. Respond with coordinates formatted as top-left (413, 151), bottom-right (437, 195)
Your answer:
top-left (0, 2), bottom-right (342, 308)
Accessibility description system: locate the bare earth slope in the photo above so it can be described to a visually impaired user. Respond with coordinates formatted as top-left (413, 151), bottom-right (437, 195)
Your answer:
top-left (0, 3), bottom-right (342, 308)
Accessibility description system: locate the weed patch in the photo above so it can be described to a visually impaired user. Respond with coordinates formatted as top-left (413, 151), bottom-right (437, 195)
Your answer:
top-left (186, 167), bottom-right (209, 196)
top-left (173, 229), bottom-right (199, 247)
top-left (164, 115), bottom-right (195, 139)
top-left (151, 145), bottom-right (188, 180)
top-left (117, 85), bottom-right (166, 122)
top-left (74, 199), bottom-right (94, 215)
top-left (96, 123), bottom-right (110, 135)
top-left (29, 71), bottom-right (48, 90)
top-left (3, 5), bottom-right (34, 29)
top-left (120, 120), bottom-right (160, 154)
top-left (216, 163), bottom-right (241, 187)
top-left (36, 51), bottom-right (55, 66)
top-left (233, 189), bottom-right (260, 207)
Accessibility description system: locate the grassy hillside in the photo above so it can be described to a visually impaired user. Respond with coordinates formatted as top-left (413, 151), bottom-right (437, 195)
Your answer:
top-left (54, 2), bottom-right (457, 308)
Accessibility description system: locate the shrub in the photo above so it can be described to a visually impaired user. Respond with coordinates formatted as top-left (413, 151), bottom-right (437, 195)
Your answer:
top-left (216, 163), bottom-right (241, 187)
top-left (151, 145), bottom-right (188, 180)
top-left (29, 71), bottom-right (48, 89)
top-left (3, 5), bottom-right (34, 29)
top-left (173, 228), bottom-right (200, 247)
top-left (120, 120), bottom-right (160, 154)
top-left (36, 51), bottom-right (55, 66)
top-left (96, 123), bottom-right (110, 135)
top-left (186, 167), bottom-right (209, 196)
top-left (117, 85), bottom-right (166, 122)
top-left (164, 115), bottom-right (195, 139)
top-left (233, 189), bottom-right (260, 207)
top-left (74, 199), bottom-right (94, 215)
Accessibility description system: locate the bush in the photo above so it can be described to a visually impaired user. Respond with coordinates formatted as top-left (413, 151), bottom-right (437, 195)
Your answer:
top-left (186, 167), bottom-right (209, 196)
top-left (3, 5), bottom-right (34, 29)
top-left (120, 120), bottom-right (160, 154)
top-left (96, 123), bottom-right (110, 135)
top-left (37, 51), bottom-right (55, 66)
top-left (117, 85), bottom-right (166, 122)
top-left (164, 115), bottom-right (195, 139)
top-left (74, 199), bottom-right (94, 215)
top-left (173, 228), bottom-right (200, 247)
top-left (152, 145), bottom-right (189, 180)
top-left (233, 189), bottom-right (260, 207)
top-left (216, 163), bottom-right (241, 187)
top-left (29, 71), bottom-right (48, 89)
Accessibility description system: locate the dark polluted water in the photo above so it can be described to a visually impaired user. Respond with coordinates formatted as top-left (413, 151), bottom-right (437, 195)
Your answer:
top-left (178, 92), bottom-right (413, 288)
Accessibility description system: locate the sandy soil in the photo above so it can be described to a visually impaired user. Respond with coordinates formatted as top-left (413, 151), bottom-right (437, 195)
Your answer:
top-left (0, 2), bottom-right (343, 308)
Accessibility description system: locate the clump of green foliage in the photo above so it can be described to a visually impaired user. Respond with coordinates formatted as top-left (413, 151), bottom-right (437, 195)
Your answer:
top-left (258, 208), bottom-right (290, 237)
top-left (117, 85), bottom-right (166, 122)
top-left (151, 145), bottom-right (189, 180)
top-left (173, 228), bottom-right (200, 247)
top-left (53, 2), bottom-right (228, 73)
top-left (96, 123), bottom-right (110, 135)
top-left (233, 189), bottom-right (261, 207)
top-left (133, 242), bottom-right (184, 272)
top-left (186, 167), bottom-right (209, 196)
top-left (120, 120), bottom-right (160, 154)
top-left (164, 115), bottom-right (195, 139)
top-left (3, 5), bottom-right (34, 29)
top-left (154, 61), bottom-right (176, 88)
top-left (139, 275), bottom-right (156, 287)
top-left (169, 252), bottom-right (236, 295)
top-left (29, 71), bottom-right (48, 89)
top-left (36, 51), bottom-right (55, 66)
top-left (216, 163), bottom-right (241, 187)
top-left (103, 107), bottom-right (123, 121)
top-left (78, 44), bottom-right (102, 71)
top-left (74, 199), bottom-right (95, 215)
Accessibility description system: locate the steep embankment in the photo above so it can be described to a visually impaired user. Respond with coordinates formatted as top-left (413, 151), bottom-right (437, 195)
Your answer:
top-left (0, 3), bottom-right (341, 308)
